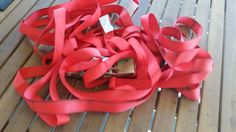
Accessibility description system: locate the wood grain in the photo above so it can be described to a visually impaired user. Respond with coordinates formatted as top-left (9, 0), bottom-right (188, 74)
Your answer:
top-left (220, 0), bottom-right (236, 131)
top-left (197, 0), bottom-right (225, 131)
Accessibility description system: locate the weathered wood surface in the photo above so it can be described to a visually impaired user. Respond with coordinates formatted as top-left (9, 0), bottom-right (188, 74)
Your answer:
top-left (0, 0), bottom-right (232, 131)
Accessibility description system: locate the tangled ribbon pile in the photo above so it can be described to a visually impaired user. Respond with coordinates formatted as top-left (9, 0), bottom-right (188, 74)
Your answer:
top-left (13, 0), bottom-right (213, 126)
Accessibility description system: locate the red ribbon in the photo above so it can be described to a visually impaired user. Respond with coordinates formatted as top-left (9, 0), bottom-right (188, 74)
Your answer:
top-left (13, 0), bottom-right (213, 126)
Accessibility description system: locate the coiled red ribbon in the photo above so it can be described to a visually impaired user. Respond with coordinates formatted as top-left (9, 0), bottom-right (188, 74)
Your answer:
top-left (13, 0), bottom-right (213, 126)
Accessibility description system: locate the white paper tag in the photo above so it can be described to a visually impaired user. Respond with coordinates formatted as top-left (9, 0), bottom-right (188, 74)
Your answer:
top-left (126, 0), bottom-right (139, 16)
top-left (99, 15), bottom-right (114, 33)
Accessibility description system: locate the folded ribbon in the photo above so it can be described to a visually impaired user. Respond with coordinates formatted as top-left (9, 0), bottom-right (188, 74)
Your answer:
top-left (13, 0), bottom-right (213, 126)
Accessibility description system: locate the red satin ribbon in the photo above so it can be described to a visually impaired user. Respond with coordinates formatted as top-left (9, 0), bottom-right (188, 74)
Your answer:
top-left (13, 0), bottom-right (213, 126)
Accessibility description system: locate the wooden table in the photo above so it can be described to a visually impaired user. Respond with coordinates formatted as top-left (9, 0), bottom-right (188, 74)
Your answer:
top-left (0, 0), bottom-right (234, 131)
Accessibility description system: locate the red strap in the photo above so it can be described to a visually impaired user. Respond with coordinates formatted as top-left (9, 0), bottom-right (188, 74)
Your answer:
top-left (13, 0), bottom-right (213, 126)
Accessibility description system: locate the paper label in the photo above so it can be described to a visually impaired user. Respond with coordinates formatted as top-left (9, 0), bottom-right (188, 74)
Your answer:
top-left (99, 15), bottom-right (114, 33)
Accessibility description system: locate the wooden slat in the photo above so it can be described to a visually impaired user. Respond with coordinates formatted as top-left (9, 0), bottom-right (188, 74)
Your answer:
top-left (176, 97), bottom-right (199, 132)
top-left (0, 0), bottom-right (56, 66)
top-left (104, 111), bottom-right (130, 132)
top-left (197, 0), bottom-right (225, 131)
top-left (195, 0), bottom-right (212, 49)
top-left (149, 0), bottom-right (168, 20)
top-left (0, 0), bottom-right (39, 43)
top-left (0, 39), bottom-right (33, 95)
top-left (175, 0), bottom-right (199, 132)
top-left (0, 0), bottom-right (22, 23)
top-left (179, 0), bottom-right (195, 17)
top-left (0, 24), bottom-right (24, 66)
top-left (152, 0), bottom-right (182, 131)
top-left (55, 113), bottom-right (84, 132)
top-left (153, 90), bottom-right (178, 132)
top-left (0, 54), bottom-right (40, 131)
top-left (77, 112), bottom-right (106, 132)
top-left (128, 92), bottom-right (157, 132)
top-left (220, 0), bottom-right (236, 131)
top-left (0, 0), bottom-right (56, 97)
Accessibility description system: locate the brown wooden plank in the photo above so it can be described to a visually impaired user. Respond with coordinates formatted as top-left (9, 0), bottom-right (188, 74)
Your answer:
top-left (195, 0), bottom-right (212, 49)
top-left (152, 0), bottom-right (182, 131)
top-left (0, 39), bottom-right (33, 96)
top-left (175, 0), bottom-right (199, 132)
top-left (128, 92), bottom-right (157, 132)
top-left (179, 0), bottom-right (195, 17)
top-left (0, 0), bottom-right (22, 23)
top-left (77, 112), bottom-right (107, 132)
top-left (149, 0), bottom-right (168, 21)
top-left (176, 97), bottom-right (199, 132)
top-left (0, 54), bottom-right (40, 131)
top-left (153, 90), bottom-right (178, 132)
top-left (0, 0), bottom-right (39, 43)
top-left (0, 0), bottom-right (56, 97)
top-left (104, 111), bottom-right (130, 132)
top-left (197, 0), bottom-right (225, 131)
top-left (55, 113), bottom-right (85, 132)
top-left (220, 0), bottom-right (236, 131)
top-left (197, 0), bottom-right (211, 7)
top-left (0, 24), bottom-right (24, 66)
top-left (0, 0), bottom-right (55, 67)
